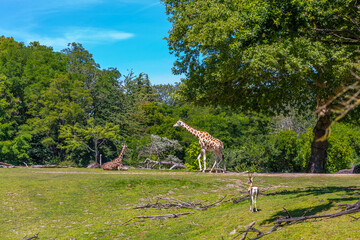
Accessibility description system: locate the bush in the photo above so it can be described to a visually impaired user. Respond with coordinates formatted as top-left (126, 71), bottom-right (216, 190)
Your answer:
top-left (225, 136), bottom-right (269, 172)
top-left (58, 160), bottom-right (78, 168)
top-left (184, 142), bottom-right (201, 171)
top-left (294, 128), bottom-right (313, 171)
top-left (326, 123), bottom-right (360, 173)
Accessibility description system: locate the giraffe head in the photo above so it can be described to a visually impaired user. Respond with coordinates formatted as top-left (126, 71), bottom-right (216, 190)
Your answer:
top-left (173, 119), bottom-right (184, 127)
top-left (122, 144), bottom-right (128, 150)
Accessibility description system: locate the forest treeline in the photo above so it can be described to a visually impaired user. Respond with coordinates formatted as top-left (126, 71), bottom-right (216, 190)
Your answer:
top-left (1, 36), bottom-right (359, 173)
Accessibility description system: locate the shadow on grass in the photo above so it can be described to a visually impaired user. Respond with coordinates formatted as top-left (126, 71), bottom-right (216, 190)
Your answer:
top-left (260, 186), bottom-right (360, 225)
top-left (265, 186), bottom-right (359, 198)
top-left (261, 202), bottom-right (334, 225)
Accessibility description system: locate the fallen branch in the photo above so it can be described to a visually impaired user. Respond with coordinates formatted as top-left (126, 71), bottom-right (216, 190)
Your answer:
top-left (133, 195), bottom-right (227, 211)
top-left (232, 221), bottom-right (255, 240)
top-left (233, 195), bottom-right (250, 204)
top-left (0, 162), bottom-right (15, 168)
top-left (232, 222), bottom-right (282, 240)
top-left (30, 165), bottom-right (61, 168)
top-left (22, 232), bottom-right (39, 240)
top-left (249, 223), bottom-right (282, 240)
top-left (202, 168), bottom-right (226, 173)
top-left (205, 195), bottom-right (227, 208)
top-left (122, 212), bottom-right (193, 225)
top-left (282, 207), bottom-right (292, 218)
top-left (141, 158), bottom-right (186, 170)
top-left (348, 215), bottom-right (360, 220)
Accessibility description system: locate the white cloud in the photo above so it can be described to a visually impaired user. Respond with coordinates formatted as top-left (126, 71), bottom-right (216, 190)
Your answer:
top-left (63, 27), bottom-right (134, 43)
top-left (135, 2), bottom-right (161, 13)
top-left (1, 27), bottom-right (134, 50)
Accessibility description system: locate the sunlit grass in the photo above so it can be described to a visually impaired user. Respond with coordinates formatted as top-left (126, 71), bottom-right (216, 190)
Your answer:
top-left (0, 168), bottom-right (359, 239)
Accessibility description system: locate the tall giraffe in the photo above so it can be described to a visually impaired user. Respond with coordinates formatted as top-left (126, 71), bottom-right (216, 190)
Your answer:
top-left (102, 144), bottom-right (128, 170)
top-left (173, 119), bottom-right (225, 173)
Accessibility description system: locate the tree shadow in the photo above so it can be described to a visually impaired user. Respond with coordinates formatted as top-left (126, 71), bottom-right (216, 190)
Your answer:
top-left (260, 186), bottom-right (360, 225)
top-left (265, 186), bottom-right (359, 198)
top-left (262, 202), bottom-right (334, 224)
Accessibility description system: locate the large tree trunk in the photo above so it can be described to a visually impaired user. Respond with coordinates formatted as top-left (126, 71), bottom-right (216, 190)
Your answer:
top-left (307, 108), bottom-right (331, 173)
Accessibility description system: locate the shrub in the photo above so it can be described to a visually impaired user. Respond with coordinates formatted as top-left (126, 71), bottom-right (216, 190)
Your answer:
top-left (326, 123), bottom-right (360, 173)
top-left (184, 142), bottom-right (201, 171)
top-left (58, 160), bottom-right (78, 168)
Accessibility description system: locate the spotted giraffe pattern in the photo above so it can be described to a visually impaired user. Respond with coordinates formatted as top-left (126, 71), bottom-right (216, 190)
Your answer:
top-left (173, 119), bottom-right (225, 172)
top-left (102, 144), bottom-right (128, 170)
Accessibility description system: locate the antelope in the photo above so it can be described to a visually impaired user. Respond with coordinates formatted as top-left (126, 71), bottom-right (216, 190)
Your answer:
top-left (248, 173), bottom-right (259, 212)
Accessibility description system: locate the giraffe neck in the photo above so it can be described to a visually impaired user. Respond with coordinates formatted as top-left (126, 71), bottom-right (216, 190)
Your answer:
top-left (181, 122), bottom-right (202, 139)
top-left (114, 145), bottom-right (126, 163)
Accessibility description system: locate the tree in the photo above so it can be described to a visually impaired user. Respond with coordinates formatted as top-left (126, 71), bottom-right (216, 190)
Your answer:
top-left (122, 71), bottom-right (155, 136)
top-left (153, 83), bottom-right (179, 105)
top-left (0, 74), bottom-right (31, 164)
top-left (162, 0), bottom-right (359, 173)
top-left (0, 37), bottom-right (32, 164)
top-left (60, 118), bottom-right (120, 164)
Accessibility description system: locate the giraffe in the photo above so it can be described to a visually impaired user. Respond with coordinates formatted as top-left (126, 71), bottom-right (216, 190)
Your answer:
top-left (102, 144), bottom-right (128, 170)
top-left (173, 119), bottom-right (225, 173)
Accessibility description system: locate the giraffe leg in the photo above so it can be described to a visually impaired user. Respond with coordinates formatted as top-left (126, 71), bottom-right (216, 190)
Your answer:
top-left (222, 153), bottom-right (226, 172)
top-left (254, 191), bottom-right (258, 212)
top-left (251, 194), bottom-right (255, 212)
top-left (254, 197), bottom-right (257, 212)
top-left (202, 149), bottom-right (207, 172)
top-left (210, 154), bottom-right (218, 173)
top-left (197, 152), bottom-right (203, 171)
top-left (249, 196), bottom-right (252, 211)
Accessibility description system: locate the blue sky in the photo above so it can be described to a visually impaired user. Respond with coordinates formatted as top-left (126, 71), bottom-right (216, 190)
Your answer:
top-left (0, 0), bottom-right (181, 85)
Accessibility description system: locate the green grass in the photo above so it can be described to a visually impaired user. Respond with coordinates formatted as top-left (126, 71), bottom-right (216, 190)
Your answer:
top-left (1, 168), bottom-right (360, 239)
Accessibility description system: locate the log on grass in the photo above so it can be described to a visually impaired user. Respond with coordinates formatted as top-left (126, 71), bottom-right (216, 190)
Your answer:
top-left (142, 158), bottom-right (186, 170)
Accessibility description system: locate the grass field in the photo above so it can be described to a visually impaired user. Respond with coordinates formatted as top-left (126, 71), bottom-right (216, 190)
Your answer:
top-left (1, 168), bottom-right (360, 239)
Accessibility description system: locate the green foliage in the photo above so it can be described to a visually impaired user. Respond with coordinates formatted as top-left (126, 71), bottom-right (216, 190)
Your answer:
top-left (58, 160), bottom-right (78, 168)
top-left (162, 0), bottom-right (357, 112)
top-left (224, 139), bottom-right (266, 173)
top-left (268, 131), bottom-right (299, 172)
top-left (184, 142), bottom-right (201, 171)
top-left (295, 129), bottom-right (314, 170)
top-left (326, 123), bottom-right (360, 173)
top-left (60, 118), bottom-right (120, 164)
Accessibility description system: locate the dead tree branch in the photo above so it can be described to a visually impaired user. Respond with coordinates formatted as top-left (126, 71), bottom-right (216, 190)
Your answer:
top-left (0, 162), bottom-right (15, 168)
top-left (22, 233), bottom-right (39, 240)
top-left (233, 195), bottom-right (250, 204)
top-left (133, 195), bottom-right (227, 211)
top-left (232, 221), bottom-right (255, 240)
top-left (282, 207), bottom-right (292, 218)
top-left (122, 212), bottom-right (193, 225)
top-left (348, 215), bottom-right (360, 220)
top-left (232, 222), bottom-right (282, 240)
top-left (141, 158), bottom-right (186, 170)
